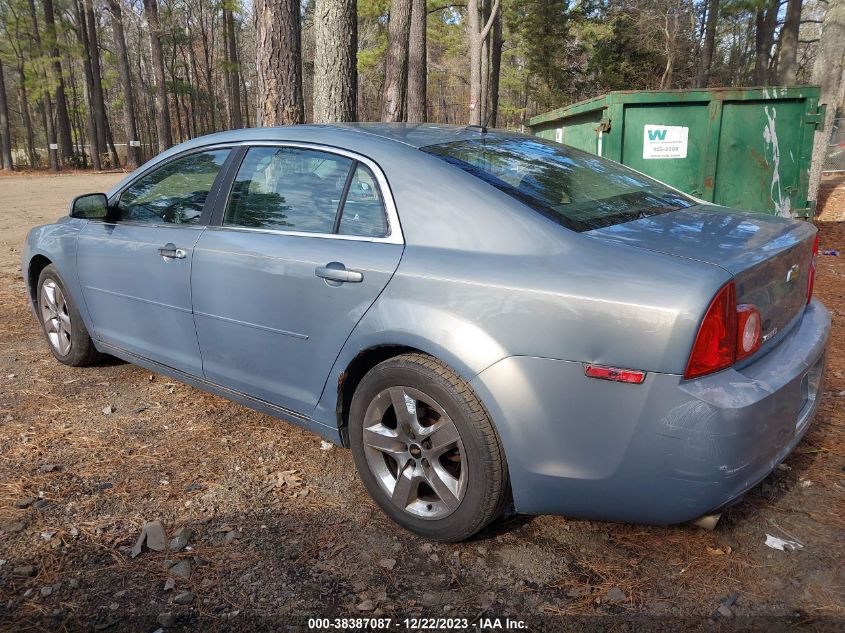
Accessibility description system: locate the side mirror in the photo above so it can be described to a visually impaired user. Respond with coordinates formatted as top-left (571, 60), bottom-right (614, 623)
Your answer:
top-left (70, 193), bottom-right (109, 219)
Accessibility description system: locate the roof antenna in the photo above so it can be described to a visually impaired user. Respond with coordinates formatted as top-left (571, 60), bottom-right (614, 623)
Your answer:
top-left (481, 108), bottom-right (495, 132)
top-left (466, 108), bottom-right (495, 134)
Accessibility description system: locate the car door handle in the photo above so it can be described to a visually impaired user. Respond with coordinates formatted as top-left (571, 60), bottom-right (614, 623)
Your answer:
top-left (315, 263), bottom-right (364, 283)
top-left (159, 243), bottom-right (187, 259)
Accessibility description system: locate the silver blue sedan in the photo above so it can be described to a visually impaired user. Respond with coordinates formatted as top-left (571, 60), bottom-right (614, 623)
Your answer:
top-left (22, 124), bottom-right (830, 541)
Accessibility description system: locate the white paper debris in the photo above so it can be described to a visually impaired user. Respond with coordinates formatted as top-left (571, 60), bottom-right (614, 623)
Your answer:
top-left (764, 533), bottom-right (803, 552)
top-left (319, 440), bottom-right (333, 451)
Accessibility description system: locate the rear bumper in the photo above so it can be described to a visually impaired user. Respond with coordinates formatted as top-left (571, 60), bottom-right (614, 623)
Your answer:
top-left (470, 299), bottom-right (830, 524)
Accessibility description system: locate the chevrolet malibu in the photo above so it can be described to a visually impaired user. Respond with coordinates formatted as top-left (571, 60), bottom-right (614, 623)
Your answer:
top-left (22, 124), bottom-right (830, 542)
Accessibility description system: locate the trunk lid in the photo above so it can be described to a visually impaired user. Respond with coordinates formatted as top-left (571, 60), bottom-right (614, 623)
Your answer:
top-left (587, 205), bottom-right (817, 348)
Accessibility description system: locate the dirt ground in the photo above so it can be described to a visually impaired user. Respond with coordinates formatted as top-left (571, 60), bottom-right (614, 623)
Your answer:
top-left (0, 171), bottom-right (843, 632)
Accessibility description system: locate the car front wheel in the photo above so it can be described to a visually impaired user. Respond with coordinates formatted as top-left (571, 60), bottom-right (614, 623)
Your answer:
top-left (37, 264), bottom-right (101, 367)
top-left (349, 353), bottom-right (510, 542)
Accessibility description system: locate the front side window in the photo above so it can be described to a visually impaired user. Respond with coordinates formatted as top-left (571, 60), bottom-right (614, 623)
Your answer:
top-left (117, 149), bottom-right (230, 224)
top-left (224, 147), bottom-right (354, 233)
top-left (422, 137), bottom-right (693, 232)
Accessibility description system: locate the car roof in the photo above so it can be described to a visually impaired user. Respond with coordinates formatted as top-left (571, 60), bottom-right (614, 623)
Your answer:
top-left (332, 123), bottom-right (519, 148)
top-left (160, 123), bottom-right (522, 154)
top-left (106, 123), bottom-right (527, 202)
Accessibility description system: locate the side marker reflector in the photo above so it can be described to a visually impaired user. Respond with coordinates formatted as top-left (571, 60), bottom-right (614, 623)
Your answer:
top-left (584, 364), bottom-right (646, 384)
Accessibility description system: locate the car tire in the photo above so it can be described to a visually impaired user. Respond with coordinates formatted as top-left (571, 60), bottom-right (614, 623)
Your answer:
top-left (36, 264), bottom-right (102, 367)
top-left (349, 353), bottom-right (510, 542)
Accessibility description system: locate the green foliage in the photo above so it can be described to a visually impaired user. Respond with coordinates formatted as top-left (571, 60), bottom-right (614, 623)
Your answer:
top-left (166, 77), bottom-right (195, 96)
top-left (358, 0), bottom-right (390, 20)
top-left (584, 12), bottom-right (665, 91)
top-left (357, 0), bottom-right (390, 75)
top-left (507, 0), bottom-right (578, 110)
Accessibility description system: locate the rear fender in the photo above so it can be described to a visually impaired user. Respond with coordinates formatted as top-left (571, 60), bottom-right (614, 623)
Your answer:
top-left (312, 297), bottom-right (508, 428)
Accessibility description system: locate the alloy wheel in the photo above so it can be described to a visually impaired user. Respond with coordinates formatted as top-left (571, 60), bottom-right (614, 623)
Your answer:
top-left (362, 386), bottom-right (467, 519)
top-left (40, 279), bottom-right (72, 356)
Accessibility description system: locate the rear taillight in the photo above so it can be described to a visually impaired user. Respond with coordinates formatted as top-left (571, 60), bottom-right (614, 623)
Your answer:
top-left (807, 233), bottom-right (819, 304)
top-left (685, 282), bottom-right (766, 378)
top-left (736, 304), bottom-right (761, 361)
top-left (684, 282), bottom-right (737, 379)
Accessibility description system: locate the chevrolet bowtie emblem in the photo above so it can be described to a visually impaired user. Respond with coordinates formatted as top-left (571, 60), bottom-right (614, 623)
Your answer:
top-left (786, 264), bottom-right (800, 283)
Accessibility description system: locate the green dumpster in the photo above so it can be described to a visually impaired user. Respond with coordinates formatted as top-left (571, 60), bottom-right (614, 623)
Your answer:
top-left (528, 87), bottom-right (825, 218)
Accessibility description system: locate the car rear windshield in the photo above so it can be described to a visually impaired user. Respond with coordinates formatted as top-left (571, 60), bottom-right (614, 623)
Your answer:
top-left (421, 136), bottom-right (693, 232)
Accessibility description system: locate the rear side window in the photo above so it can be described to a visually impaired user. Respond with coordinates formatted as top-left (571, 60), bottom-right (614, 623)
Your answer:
top-left (224, 147), bottom-right (353, 233)
top-left (224, 147), bottom-right (390, 238)
top-left (118, 149), bottom-right (230, 224)
top-left (422, 137), bottom-right (692, 232)
top-left (338, 164), bottom-right (389, 238)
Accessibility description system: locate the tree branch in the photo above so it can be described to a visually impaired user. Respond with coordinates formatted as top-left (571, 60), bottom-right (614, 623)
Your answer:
top-left (478, 0), bottom-right (500, 42)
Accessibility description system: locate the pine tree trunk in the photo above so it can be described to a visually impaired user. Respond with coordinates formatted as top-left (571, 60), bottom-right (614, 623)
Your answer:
top-left (27, 0), bottom-right (59, 170)
top-left (489, 10), bottom-right (502, 128)
top-left (144, 0), bottom-right (173, 150)
top-left (382, 0), bottom-right (412, 122)
top-left (39, 99), bottom-right (59, 171)
top-left (467, 0), bottom-right (499, 125)
top-left (74, 0), bottom-right (101, 169)
top-left (198, 11), bottom-right (217, 130)
top-left (313, 0), bottom-right (357, 122)
top-left (234, 17), bottom-right (250, 127)
top-left (808, 0), bottom-right (845, 205)
top-left (222, 24), bottom-right (233, 131)
top-left (107, 0), bottom-right (142, 168)
top-left (42, 0), bottom-right (74, 162)
top-left (67, 62), bottom-right (85, 161)
top-left (223, 6), bottom-right (242, 128)
top-left (187, 29), bottom-right (204, 134)
top-left (753, 1), bottom-right (777, 85)
top-left (183, 48), bottom-right (198, 137)
top-left (84, 0), bottom-right (109, 165)
top-left (240, 61), bottom-right (251, 127)
top-left (695, 0), bottom-right (719, 88)
top-left (0, 57), bottom-right (12, 170)
top-left (172, 45), bottom-right (185, 141)
top-left (105, 114), bottom-right (120, 166)
top-left (468, 0), bottom-right (481, 125)
top-left (406, 0), bottom-right (426, 122)
top-left (778, 0), bottom-right (802, 85)
top-left (17, 62), bottom-right (37, 167)
top-left (255, 0), bottom-right (304, 125)
top-left (479, 0), bottom-right (491, 124)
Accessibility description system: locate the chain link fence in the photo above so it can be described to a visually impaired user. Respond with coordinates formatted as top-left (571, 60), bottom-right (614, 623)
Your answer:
top-left (824, 117), bottom-right (845, 173)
